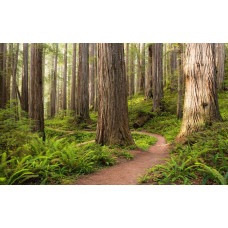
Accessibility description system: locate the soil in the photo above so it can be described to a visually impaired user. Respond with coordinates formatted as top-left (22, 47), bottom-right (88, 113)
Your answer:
top-left (74, 131), bottom-right (170, 185)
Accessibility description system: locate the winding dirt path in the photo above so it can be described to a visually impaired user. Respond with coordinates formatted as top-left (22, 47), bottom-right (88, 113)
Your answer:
top-left (74, 131), bottom-right (170, 185)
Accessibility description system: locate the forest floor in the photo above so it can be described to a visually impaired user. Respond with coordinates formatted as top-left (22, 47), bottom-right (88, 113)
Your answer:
top-left (74, 132), bottom-right (170, 185)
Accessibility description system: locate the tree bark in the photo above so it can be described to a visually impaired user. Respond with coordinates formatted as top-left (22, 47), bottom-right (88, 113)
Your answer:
top-left (62, 43), bottom-right (67, 111)
top-left (129, 43), bottom-right (135, 97)
top-left (21, 43), bottom-right (29, 113)
top-left (177, 43), bottom-right (183, 119)
top-left (0, 44), bottom-right (5, 109)
top-left (152, 43), bottom-right (163, 112)
top-left (140, 43), bottom-right (145, 92)
top-left (125, 43), bottom-right (129, 96)
top-left (50, 44), bottom-right (58, 117)
top-left (11, 44), bottom-right (19, 101)
top-left (215, 43), bottom-right (225, 90)
top-left (178, 43), bottom-right (222, 138)
top-left (71, 43), bottom-right (77, 111)
top-left (94, 44), bottom-right (98, 111)
top-left (30, 43), bottom-right (45, 140)
top-left (76, 43), bottom-right (90, 120)
top-left (145, 44), bottom-right (153, 100)
top-left (136, 43), bottom-right (141, 93)
top-left (89, 43), bottom-right (95, 108)
top-left (96, 43), bottom-right (134, 146)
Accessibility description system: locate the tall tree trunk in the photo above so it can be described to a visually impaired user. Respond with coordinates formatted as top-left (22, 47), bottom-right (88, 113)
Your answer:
top-left (0, 44), bottom-right (5, 109)
top-left (140, 43), bottom-right (145, 92)
top-left (94, 44), bottom-right (98, 111)
top-left (178, 43), bottom-right (222, 138)
top-left (21, 43), bottom-right (29, 113)
top-left (215, 43), bottom-right (225, 90)
top-left (152, 43), bottom-right (163, 112)
top-left (30, 43), bottom-right (45, 140)
top-left (96, 43), bottom-right (134, 146)
top-left (129, 43), bottom-right (135, 97)
top-left (71, 43), bottom-right (77, 111)
top-left (50, 44), bottom-right (58, 117)
top-left (76, 43), bottom-right (90, 120)
top-left (89, 43), bottom-right (95, 108)
top-left (136, 43), bottom-right (141, 93)
top-left (6, 44), bottom-right (13, 105)
top-left (145, 44), bottom-right (153, 100)
top-left (62, 43), bottom-right (67, 111)
top-left (125, 43), bottom-right (129, 96)
top-left (177, 43), bottom-right (183, 119)
top-left (11, 44), bottom-right (19, 101)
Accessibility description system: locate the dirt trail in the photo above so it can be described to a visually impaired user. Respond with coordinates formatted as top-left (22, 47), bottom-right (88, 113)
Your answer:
top-left (74, 131), bottom-right (170, 185)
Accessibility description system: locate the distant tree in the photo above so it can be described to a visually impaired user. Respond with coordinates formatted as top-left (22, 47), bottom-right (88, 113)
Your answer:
top-left (140, 43), bottom-right (145, 92)
top-left (136, 43), bottom-right (141, 93)
top-left (89, 43), bottom-right (95, 108)
top-left (11, 44), bottom-right (19, 102)
top-left (145, 44), bottom-right (153, 100)
top-left (152, 43), bottom-right (163, 112)
top-left (0, 43), bottom-right (5, 109)
top-left (70, 43), bottom-right (77, 111)
top-left (62, 43), bottom-right (67, 111)
top-left (178, 43), bottom-right (222, 138)
top-left (177, 43), bottom-right (183, 119)
top-left (94, 44), bottom-right (98, 112)
top-left (50, 44), bottom-right (58, 117)
top-left (125, 43), bottom-right (129, 96)
top-left (76, 43), bottom-right (90, 120)
top-left (96, 43), bottom-right (134, 146)
top-left (21, 43), bottom-right (29, 113)
top-left (129, 43), bottom-right (135, 97)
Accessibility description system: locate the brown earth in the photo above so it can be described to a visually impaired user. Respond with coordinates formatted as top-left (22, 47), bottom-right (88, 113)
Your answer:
top-left (74, 131), bottom-right (170, 185)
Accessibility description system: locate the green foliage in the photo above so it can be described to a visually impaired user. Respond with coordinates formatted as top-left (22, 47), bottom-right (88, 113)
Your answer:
top-left (132, 133), bottom-right (157, 150)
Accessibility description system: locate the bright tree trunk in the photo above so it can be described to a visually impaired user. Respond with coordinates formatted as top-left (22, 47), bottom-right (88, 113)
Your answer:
top-left (140, 43), bottom-right (145, 92)
top-left (136, 43), bottom-right (141, 93)
top-left (129, 43), bottom-right (135, 97)
top-left (76, 43), bottom-right (90, 120)
top-left (21, 43), bottom-right (29, 113)
top-left (96, 43), bottom-right (134, 146)
top-left (178, 43), bottom-right (222, 138)
top-left (125, 43), bottom-right (129, 96)
top-left (30, 43), bottom-right (45, 140)
top-left (145, 44), bottom-right (153, 100)
top-left (62, 43), bottom-right (67, 111)
top-left (177, 43), bottom-right (183, 119)
top-left (89, 43), bottom-right (95, 108)
top-left (11, 44), bottom-right (19, 101)
top-left (152, 43), bottom-right (163, 112)
top-left (215, 43), bottom-right (225, 90)
top-left (0, 44), bottom-right (5, 109)
top-left (50, 44), bottom-right (58, 117)
top-left (94, 44), bottom-right (98, 111)
top-left (70, 43), bottom-right (76, 111)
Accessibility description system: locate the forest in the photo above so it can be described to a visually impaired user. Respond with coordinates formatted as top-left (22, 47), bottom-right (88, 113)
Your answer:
top-left (0, 43), bottom-right (227, 185)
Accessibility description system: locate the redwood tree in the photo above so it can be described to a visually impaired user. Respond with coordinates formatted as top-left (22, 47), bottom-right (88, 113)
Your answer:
top-left (62, 43), bottom-right (67, 111)
top-left (50, 44), bottom-right (58, 117)
top-left (96, 43), bottom-right (134, 146)
top-left (152, 43), bottom-right (163, 112)
top-left (215, 43), bottom-right (225, 90)
top-left (30, 43), bottom-right (45, 140)
top-left (178, 43), bottom-right (222, 138)
top-left (0, 44), bottom-right (5, 109)
top-left (21, 43), bottom-right (29, 113)
top-left (76, 43), bottom-right (90, 120)
top-left (145, 44), bottom-right (153, 100)
top-left (70, 43), bottom-right (76, 111)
